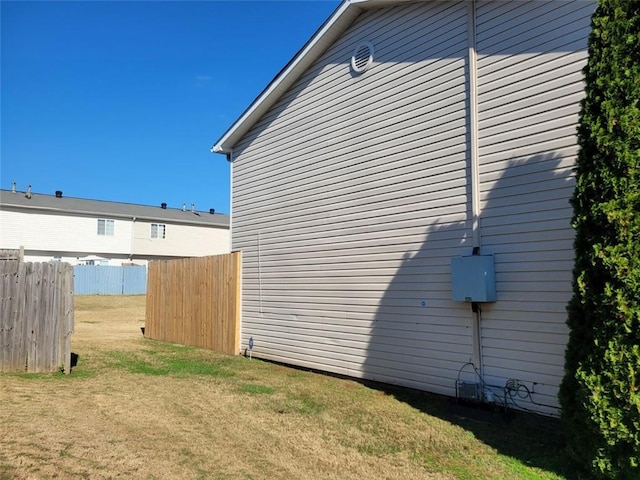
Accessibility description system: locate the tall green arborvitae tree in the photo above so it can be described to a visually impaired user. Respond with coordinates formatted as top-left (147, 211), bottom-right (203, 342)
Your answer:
top-left (559, 1), bottom-right (640, 478)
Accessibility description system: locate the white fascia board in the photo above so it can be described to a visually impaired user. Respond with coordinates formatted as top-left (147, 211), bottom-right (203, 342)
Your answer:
top-left (211, 0), bottom-right (366, 155)
top-left (211, 0), bottom-right (421, 156)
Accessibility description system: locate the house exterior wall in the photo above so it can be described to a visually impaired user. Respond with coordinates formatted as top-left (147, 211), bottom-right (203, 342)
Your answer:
top-left (0, 209), bottom-right (132, 257)
top-left (233, 1), bottom-right (474, 396)
top-left (1, 206), bottom-right (230, 265)
top-left (474, 0), bottom-right (594, 412)
top-left (229, 0), bottom-right (594, 414)
top-left (132, 220), bottom-right (230, 258)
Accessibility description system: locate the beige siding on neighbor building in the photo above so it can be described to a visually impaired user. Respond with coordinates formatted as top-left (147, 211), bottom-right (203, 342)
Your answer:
top-left (132, 220), bottom-right (230, 258)
top-left (232, 1), bottom-right (474, 396)
top-left (0, 210), bottom-right (132, 256)
top-left (1, 207), bottom-right (229, 264)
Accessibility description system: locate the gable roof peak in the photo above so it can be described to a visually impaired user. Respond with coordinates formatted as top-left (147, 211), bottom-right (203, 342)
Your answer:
top-left (211, 0), bottom-right (417, 156)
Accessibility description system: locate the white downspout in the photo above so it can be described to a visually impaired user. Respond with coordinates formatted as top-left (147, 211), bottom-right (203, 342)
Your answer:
top-left (468, 0), bottom-right (484, 379)
top-left (469, 1), bottom-right (481, 253)
top-left (228, 148), bottom-right (234, 253)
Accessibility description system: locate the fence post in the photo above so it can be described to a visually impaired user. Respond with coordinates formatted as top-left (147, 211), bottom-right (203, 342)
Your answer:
top-left (233, 251), bottom-right (242, 355)
top-left (62, 264), bottom-right (74, 374)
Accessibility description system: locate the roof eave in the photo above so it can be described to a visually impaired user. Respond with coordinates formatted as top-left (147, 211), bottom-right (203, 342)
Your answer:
top-left (211, 0), bottom-right (368, 155)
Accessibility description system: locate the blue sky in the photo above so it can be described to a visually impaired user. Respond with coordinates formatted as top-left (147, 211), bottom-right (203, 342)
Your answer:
top-left (1, 0), bottom-right (340, 214)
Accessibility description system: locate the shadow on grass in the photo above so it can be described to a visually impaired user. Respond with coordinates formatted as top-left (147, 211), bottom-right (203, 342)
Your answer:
top-left (363, 381), bottom-right (575, 480)
top-left (253, 356), bottom-right (573, 478)
top-left (356, 152), bottom-right (576, 478)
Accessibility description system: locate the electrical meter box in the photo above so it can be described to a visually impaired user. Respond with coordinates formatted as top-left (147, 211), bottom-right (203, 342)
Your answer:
top-left (451, 255), bottom-right (496, 302)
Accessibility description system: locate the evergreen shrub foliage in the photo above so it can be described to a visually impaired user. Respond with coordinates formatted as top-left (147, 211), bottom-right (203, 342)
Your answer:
top-left (559, 1), bottom-right (640, 478)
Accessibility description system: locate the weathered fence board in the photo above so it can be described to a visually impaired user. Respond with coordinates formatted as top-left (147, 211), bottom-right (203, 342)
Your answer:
top-left (145, 253), bottom-right (241, 355)
top-left (73, 265), bottom-right (147, 295)
top-left (0, 249), bottom-right (22, 261)
top-left (0, 261), bottom-right (74, 373)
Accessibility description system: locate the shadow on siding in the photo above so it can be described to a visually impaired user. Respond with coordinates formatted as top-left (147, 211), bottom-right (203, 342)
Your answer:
top-left (363, 152), bottom-right (574, 476)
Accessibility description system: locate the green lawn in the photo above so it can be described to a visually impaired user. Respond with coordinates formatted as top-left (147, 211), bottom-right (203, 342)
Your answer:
top-left (0, 295), bottom-right (574, 480)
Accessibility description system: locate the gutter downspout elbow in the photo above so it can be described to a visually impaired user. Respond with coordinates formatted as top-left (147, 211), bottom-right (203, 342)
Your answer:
top-left (210, 144), bottom-right (233, 162)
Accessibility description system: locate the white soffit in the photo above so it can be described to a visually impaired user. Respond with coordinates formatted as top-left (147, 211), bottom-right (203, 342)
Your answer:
top-left (211, 0), bottom-right (417, 155)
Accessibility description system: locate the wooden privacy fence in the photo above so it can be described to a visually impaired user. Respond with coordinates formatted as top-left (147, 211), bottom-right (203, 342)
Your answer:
top-left (145, 253), bottom-right (241, 355)
top-left (1, 248), bottom-right (23, 261)
top-left (0, 261), bottom-right (74, 373)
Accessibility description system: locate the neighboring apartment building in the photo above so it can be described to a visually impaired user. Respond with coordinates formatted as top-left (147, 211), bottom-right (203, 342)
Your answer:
top-left (0, 187), bottom-right (230, 265)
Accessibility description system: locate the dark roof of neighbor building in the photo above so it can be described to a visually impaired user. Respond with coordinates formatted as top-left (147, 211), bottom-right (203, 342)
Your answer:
top-left (0, 189), bottom-right (229, 228)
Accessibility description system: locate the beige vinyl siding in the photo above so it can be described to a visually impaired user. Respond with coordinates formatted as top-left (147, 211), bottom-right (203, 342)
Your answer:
top-left (232, 2), bottom-right (474, 396)
top-left (1, 208), bottom-right (229, 262)
top-left (0, 210), bottom-right (131, 255)
top-left (132, 221), bottom-right (229, 257)
top-left (228, 0), bottom-right (594, 413)
top-left (476, 0), bottom-right (594, 412)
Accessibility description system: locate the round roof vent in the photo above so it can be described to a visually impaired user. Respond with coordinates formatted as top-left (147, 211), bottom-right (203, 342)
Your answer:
top-left (351, 41), bottom-right (374, 74)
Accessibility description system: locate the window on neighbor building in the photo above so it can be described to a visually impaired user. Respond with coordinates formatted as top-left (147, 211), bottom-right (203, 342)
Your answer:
top-left (97, 219), bottom-right (115, 236)
top-left (151, 223), bottom-right (166, 239)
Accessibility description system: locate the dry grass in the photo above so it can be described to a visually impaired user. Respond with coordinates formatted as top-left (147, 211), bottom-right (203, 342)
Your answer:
top-left (0, 296), bottom-right (571, 480)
